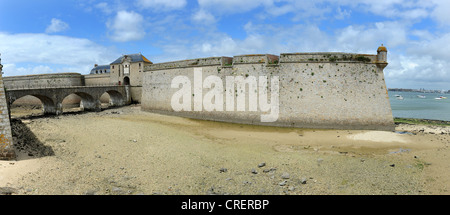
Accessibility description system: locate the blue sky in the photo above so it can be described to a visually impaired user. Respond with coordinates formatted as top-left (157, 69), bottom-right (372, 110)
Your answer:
top-left (1, 0), bottom-right (449, 90)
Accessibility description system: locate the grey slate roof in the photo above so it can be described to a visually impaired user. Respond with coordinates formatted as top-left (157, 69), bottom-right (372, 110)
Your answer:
top-left (90, 65), bottom-right (110, 74)
top-left (110, 53), bottom-right (152, 64)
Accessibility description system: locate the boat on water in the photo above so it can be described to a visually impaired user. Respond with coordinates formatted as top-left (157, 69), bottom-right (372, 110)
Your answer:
top-left (395, 95), bottom-right (404, 100)
top-left (435, 96), bottom-right (448, 100)
top-left (417, 95), bottom-right (426, 98)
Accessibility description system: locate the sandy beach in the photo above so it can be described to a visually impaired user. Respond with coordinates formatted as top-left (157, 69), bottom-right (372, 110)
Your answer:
top-left (1, 104), bottom-right (449, 195)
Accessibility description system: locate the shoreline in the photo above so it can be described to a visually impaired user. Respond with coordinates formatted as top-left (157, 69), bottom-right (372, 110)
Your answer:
top-left (394, 117), bottom-right (450, 127)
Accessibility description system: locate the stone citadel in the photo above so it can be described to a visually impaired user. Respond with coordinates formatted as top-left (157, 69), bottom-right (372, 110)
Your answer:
top-left (0, 45), bottom-right (393, 160)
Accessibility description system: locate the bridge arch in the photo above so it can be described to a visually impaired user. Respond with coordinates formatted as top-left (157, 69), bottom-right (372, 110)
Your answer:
top-left (103, 90), bottom-right (126, 107)
top-left (9, 94), bottom-right (57, 116)
top-left (61, 91), bottom-right (100, 112)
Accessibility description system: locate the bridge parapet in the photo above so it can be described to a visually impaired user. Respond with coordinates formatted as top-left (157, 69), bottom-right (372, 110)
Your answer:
top-left (6, 83), bottom-right (121, 90)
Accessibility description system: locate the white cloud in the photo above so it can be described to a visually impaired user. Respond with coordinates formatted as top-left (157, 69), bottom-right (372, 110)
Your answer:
top-left (430, 0), bottom-right (450, 25)
top-left (194, 0), bottom-right (437, 22)
top-left (153, 23), bottom-right (333, 62)
top-left (3, 64), bottom-right (53, 76)
top-left (336, 21), bottom-right (409, 52)
top-left (107, 10), bottom-right (146, 42)
top-left (45, 18), bottom-right (70, 34)
top-left (192, 9), bottom-right (216, 25)
top-left (385, 53), bottom-right (450, 89)
top-left (136, 0), bottom-right (186, 10)
top-left (0, 32), bottom-right (118, 76)
top-left (335, 6), bottom-right (351, 20)
top-left (94, 2), bottom-right (114, 14)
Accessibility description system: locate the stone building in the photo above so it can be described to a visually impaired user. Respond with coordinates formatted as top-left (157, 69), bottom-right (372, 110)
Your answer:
top-left (109, 53), bottom-right (153, 86)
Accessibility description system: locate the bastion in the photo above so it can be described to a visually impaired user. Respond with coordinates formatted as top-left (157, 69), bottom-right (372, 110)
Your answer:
top-left (141, 46), bottom-right (394, 131)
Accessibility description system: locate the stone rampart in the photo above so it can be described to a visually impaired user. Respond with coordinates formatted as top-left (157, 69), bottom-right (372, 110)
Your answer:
top-left (141, 50), bottom-right (394, 131)
top-left (83, 73), bottom-right (111, 86)
top-left (3, 73), bottom-right (83, 89)
top-left (0, 65), bottom-right (15, 160)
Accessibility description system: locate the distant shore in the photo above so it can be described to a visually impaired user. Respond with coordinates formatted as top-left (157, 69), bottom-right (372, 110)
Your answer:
top-left (394, 117), bottom-right (450, 127)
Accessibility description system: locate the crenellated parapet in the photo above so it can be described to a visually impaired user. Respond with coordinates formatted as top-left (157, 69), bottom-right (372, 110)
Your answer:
top-left (144, 49), bottom-right (387, 71)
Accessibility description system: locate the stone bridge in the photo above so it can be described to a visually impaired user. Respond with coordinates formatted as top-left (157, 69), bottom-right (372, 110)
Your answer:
top-left (5, 85), bottom-right (131, 115)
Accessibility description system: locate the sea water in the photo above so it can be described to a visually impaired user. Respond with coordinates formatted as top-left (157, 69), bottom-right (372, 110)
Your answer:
top-left (388, 91), bottom-right (450, 121)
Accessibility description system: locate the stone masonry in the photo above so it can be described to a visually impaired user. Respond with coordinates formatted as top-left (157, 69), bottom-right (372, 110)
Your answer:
top-left (141, 46), bottom-right (394, 131)
top-left (0, 61), bottom-right (15, 160)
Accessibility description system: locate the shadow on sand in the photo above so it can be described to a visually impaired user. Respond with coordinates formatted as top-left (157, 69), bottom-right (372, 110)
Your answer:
top-left (10, 118), bottom-right (55, 161)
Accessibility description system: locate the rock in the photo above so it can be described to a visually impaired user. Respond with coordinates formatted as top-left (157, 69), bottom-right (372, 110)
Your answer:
top-left (0, 187), bottom-right (17, 195)
top-left (251, 168), bottom-right (258, 174)
top-left (263, 168), bottom-right (277, 173)
top-left (317, 158), bottom-right (324, 164)
top-left (219, 168), bottom-right (227, 173)
top-left (206, 187), bottom-right (219, 195)
top-left (84, 190), bottom-right (97, 195)
top-left (281, 172), bottom-right (290, 179)
top-left (111, 187), bottom-right (123, 194)
top-left (300, 178), bottom-right (307, 184)
top-left (258, 162), bottom-right (266, 168)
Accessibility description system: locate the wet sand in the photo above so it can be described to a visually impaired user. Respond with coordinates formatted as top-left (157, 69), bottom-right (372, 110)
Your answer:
top-left (1, 104), bottom-right (449, 195)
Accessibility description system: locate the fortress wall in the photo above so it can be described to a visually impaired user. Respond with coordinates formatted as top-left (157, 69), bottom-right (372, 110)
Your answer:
top-left (0, 70), bottom-right (15, 160)
top-left (3, 73), bottom-right (83, 89)
top-left (141, 53), bottom-right (394, 130)
top-left (83, 73), bottom-right (111, 86)
top-left (130, 86), bottom-right (142, 103)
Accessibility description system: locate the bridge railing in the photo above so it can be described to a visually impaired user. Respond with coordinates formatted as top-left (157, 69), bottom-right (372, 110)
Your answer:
top-left (5, 83), bottom-right (124, 90)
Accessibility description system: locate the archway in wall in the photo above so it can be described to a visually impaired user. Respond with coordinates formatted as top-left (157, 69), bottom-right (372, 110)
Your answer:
top-left (10, 95), bottom-right (54, 118)
top-left (61, 93), bottom-right (82, 113)
top-left (100, 90), bottom-right (125, 108)
top-left (123, 76), bottom-right (130, 86)
top-left (99, 92), bottom-right (111, 109)
top-left (61, 92), bottom-right (97, 113)
top-left (10, 95), bottom-right (43, 117)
